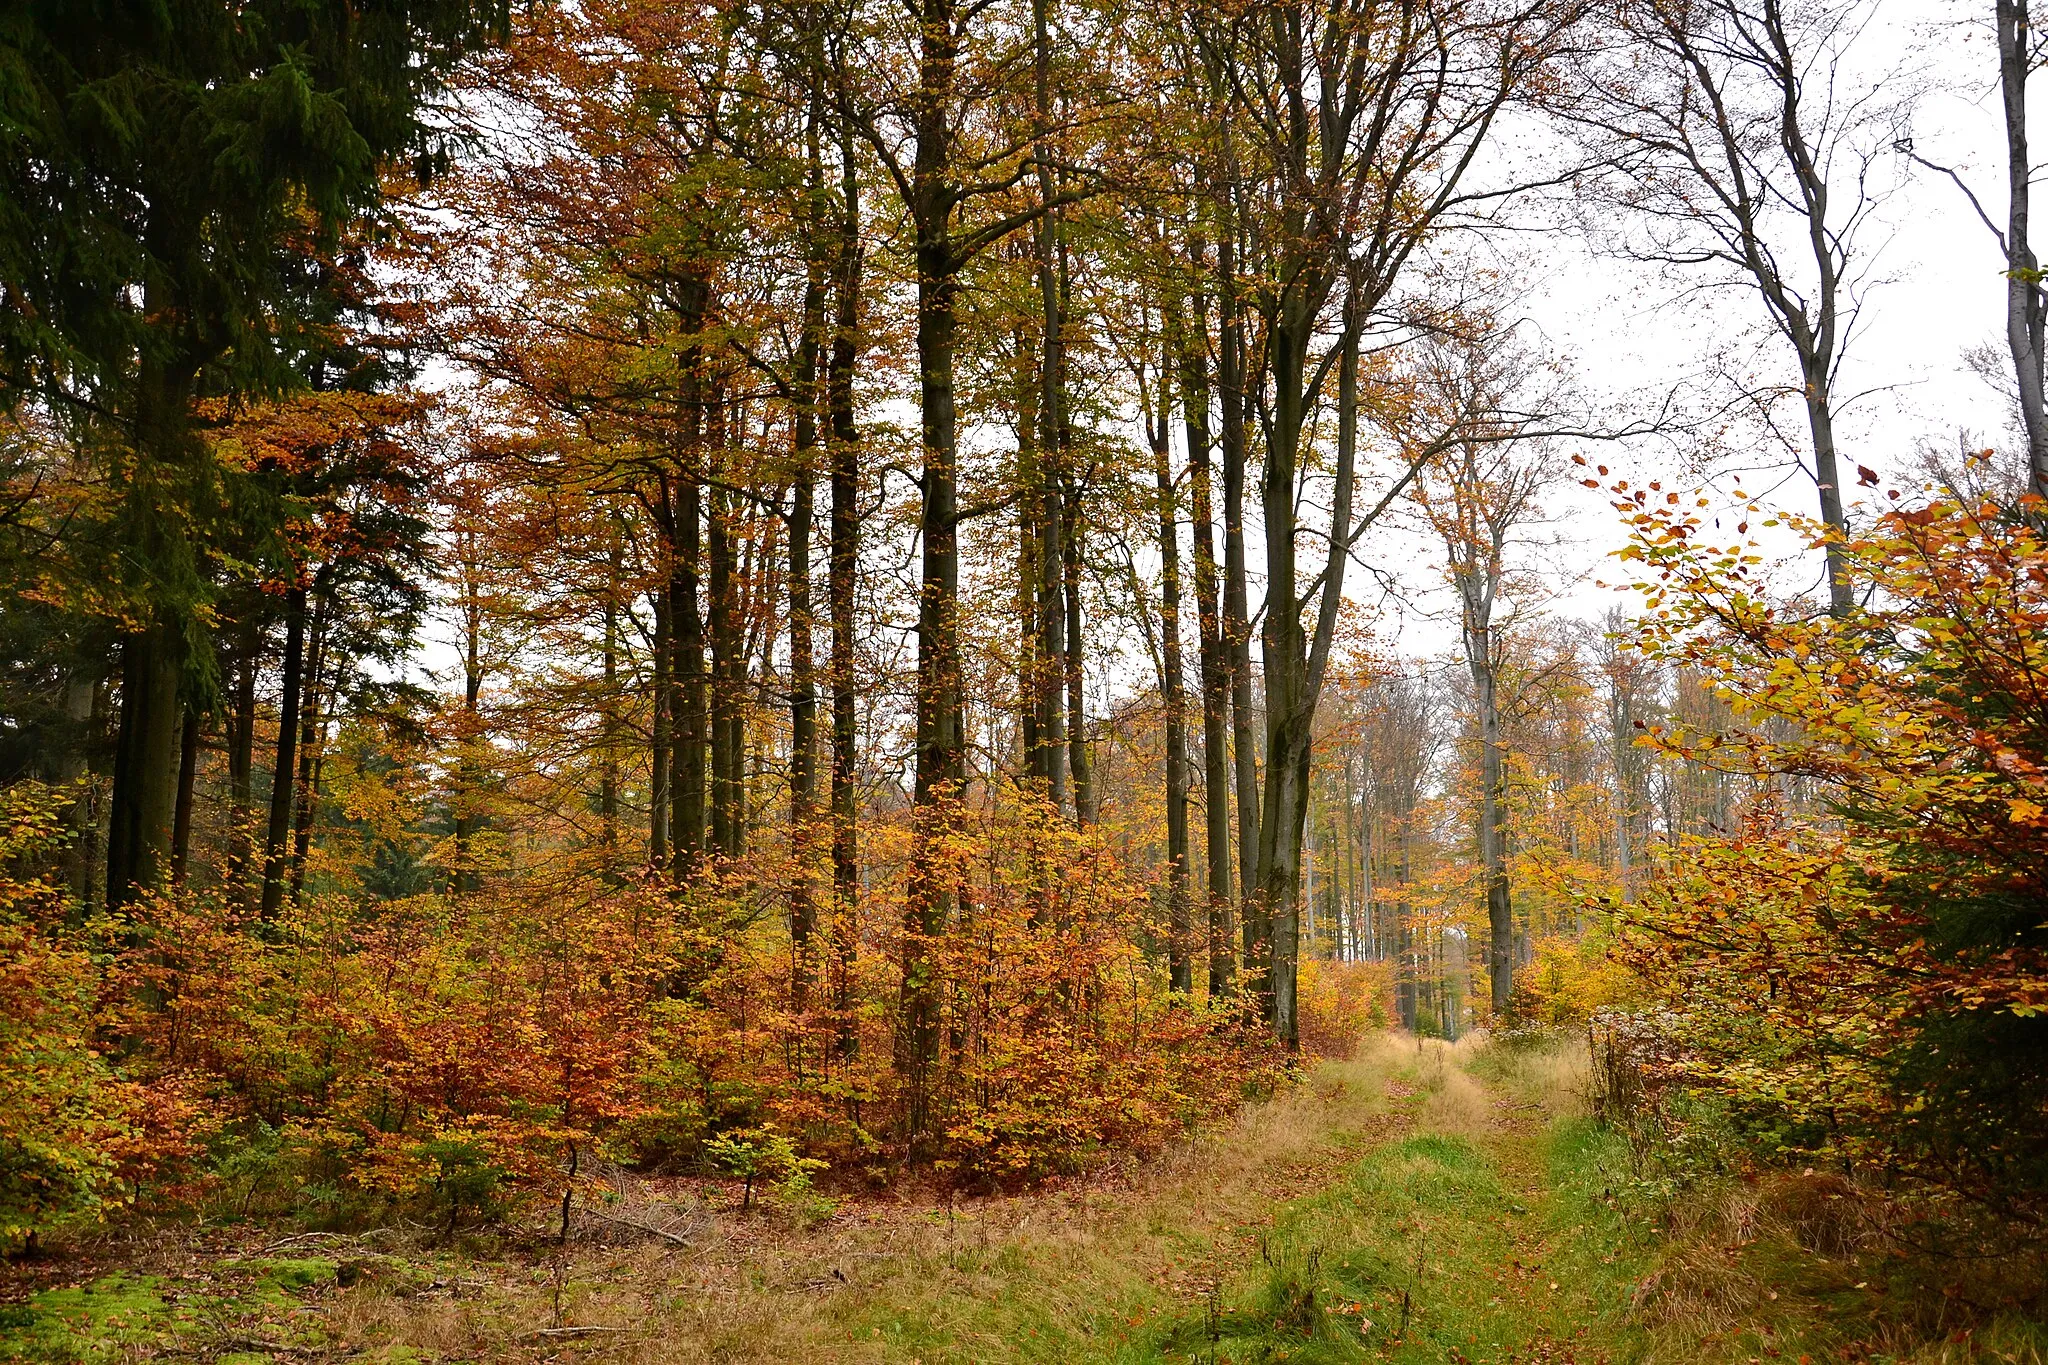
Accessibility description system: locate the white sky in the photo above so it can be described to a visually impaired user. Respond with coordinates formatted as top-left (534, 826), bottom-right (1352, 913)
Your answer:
top-left (416, 0), bottom-right (2014, 705)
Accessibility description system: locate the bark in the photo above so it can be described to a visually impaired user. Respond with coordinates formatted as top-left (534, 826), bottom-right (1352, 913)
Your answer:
top-left (902, 0), bottom-right (967, 1155)
top-left (1031, 0), bottom-right (1071, 814)
top-left (1465, 610), bottom-right (1513, 1021)
top-left (228, 624), bottom-right (258, 906)
top-left (169, 705), bottom-right (200, 886)
top-left (106, 612), bottom-right (181, 912)
top-left (674, 328), bottom-right (710, 872)
top-left (1216, 211), bottom-right (1262, 987)
top-left (649, 575), bottom-right (672, 871)
top-left (288, 594), bottom-right (329, 905)
top-left (1177, 279), bottom-right (1234, 998)
top-left (791, 123), bottom-right (826, 1002)
top-left (1151, 371), bottom-right (1193, 994)
top-left (708, 411), bottom-right (743, 860)
top-left (600, 527), bottom-right (622, 872)
top-left (454, 539), bottom-right (484, 893)
top-left (827, 110), bottom-right (863, 1061)
top-left (1061, 470), bottom-right (1094, 825)
top-left (258, 587), bottom-right (306, 924)
top-left (105, 346), bottom-right (198, 912)
top-left (2000, 0), bottom-right (2048, 498)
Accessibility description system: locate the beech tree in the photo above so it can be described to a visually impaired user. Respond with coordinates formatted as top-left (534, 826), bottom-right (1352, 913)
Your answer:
top-left (1566, 0), bottom-right (1907, 614)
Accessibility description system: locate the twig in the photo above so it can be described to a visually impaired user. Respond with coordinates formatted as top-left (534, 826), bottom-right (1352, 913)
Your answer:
top-left (576, 1206), bottom-right (697, 1247)
top-left (519, 1326), bottom-right (632, 1340)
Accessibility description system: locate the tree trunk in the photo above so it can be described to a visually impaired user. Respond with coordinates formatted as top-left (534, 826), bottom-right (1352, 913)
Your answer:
top-left (228, 623), bottom-right (259, 907)
top-left (1463, 589), bottom-right (1513, 1020)
top-left (1177, 284), bottom-right (1234, 998)
top-left (674, 359), bottom-right (709, 873)
top-left (1151, 368), bottom-right (1192, 995)
top-left (902, 0), bottom-right (965, 1156)
top-left (1216, 221), bottom-right (1262, 991)
top-left (288, 596), bottom-right (329, 905)
top-left (106, 347), bottom-right (199, 913)
top-left (708, 411), bottom-right (742, 860)
top-left (2001, 0), bottom-right (2048, 498)
top-left (650, 573), bottom-right (672, 871)
top-left (827, 112), bottom-right (863, 1062)
top-left (600, 525), bottom-right (622, 873)
top-left (258, 587), bottom-right (306, 924)
top-left (1061, 471), bottom-right (1094, 825)
top-left (169, 705), bottom-right (200, 886)
top-left (1803, 372), bottom-right (1854, 615)
top-left (107, 617), bottom-right (183, 911)
top-left (790, 134), bottom-right (825, 1002)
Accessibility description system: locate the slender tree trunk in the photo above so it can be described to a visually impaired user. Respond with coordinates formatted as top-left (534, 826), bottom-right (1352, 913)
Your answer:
top-left (228, 624), bottom-right (258, 907)
top-left (1803, 373), bottom-right (1853, 616)
top-left (1217, 221), bottom-right (1261, 989)
top-left (1015, 329), bottom-right (1045, 783)
top-left (675, 336), bottom-right (710, 873)
top-left (827, 114), bottom-right (863, 1062)
top-left (289, 597), bottom-right (329, 905)
top-left (1062, 469), bottom-right (1094, 825)
top-left (600, 526), bottom-right (622, 873)
top-left (1029, 0), bottom-right (1070, 814)
top-left (2001, 0), bottom-right (2048, 498)
top-left (708, 408), bottom-right (742, 860)
top-left (1151, 368), bottom-right (1192, 994)
top-left (1462, 587), bottom-right (1513, 1020)
top-left (650, 573), bottom-right (672, 871)
top-left (902, 0), bottom-right (965, 1156)
top-left (169, 705), bottom-right (200, 886)
top-left (790, 130), bottom-right (826, 1002)
top-left (1178, 284), bottom-right (1233, 998)
top-left (259, 587), bottom-right (306, 924)
top-left (453, 540), bottom-right (483, 893)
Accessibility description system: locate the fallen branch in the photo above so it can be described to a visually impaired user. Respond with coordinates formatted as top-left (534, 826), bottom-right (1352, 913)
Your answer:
top-left (577, 1206), bottom-right (698, 1248)
top-left (519, 1326), bottom-right (632, 1340)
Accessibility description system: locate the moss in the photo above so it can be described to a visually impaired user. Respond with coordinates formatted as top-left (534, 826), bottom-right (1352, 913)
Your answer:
top-left (0, 1258), bottom-right (340, 1363)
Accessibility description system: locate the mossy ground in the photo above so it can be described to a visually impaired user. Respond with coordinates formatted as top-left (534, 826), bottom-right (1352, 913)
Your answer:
top-left (6, 1036), bottom-right (2043, 1363)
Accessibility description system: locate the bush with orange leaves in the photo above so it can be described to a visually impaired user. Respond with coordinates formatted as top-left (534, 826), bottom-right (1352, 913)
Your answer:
top-left (1294, 958), bottom-right (1392, 1058)
top-left (0, 784), bottom-right (210, 1251)
top-left (1612, 486), bottom-right (2048, 1220)
top-left (4, 793), bottom-right (1277, 1242)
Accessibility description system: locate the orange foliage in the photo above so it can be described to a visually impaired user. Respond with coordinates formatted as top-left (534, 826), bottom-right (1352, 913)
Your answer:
top-left (1294, 958), bottom-right (1392, 1058)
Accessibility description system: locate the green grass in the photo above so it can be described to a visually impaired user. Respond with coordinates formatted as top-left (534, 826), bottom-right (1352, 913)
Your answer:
top-left (0, 1256), bottom-right (343, 1363)
top-left (851, 1057), bottom-right (1657, 1364)
top-left (1132, 1124), bottom-right (1653, 1365)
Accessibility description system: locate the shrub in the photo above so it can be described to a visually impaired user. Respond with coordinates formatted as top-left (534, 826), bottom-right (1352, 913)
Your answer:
top-left (1617, 493), bottom-right (2048, 1219)
top-left (0, 784), bottom-right (199, 1251)
top-left (1295, 958), bottom-right (1391, 1057)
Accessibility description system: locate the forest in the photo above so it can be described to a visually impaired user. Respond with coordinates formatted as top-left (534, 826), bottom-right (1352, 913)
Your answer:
top-left (2, 0), bottom-right (2046, 1360)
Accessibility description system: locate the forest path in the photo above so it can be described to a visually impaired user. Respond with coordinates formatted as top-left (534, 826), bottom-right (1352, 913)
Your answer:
top-left (9, 1037), bottom-right (1755, 1364)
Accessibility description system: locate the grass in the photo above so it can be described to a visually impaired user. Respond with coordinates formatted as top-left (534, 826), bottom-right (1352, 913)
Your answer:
top-left (7, 1034), bottom-right (2046, 1362)
top-left (0, 1256), bottom-right (346, 1362)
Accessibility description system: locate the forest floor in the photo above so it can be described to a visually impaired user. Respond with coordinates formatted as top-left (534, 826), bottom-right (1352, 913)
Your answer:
top-left (6, 1033), bottom-right (2045, 1364)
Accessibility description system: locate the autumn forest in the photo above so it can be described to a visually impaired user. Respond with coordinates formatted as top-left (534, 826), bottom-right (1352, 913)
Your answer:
top-left (3, 0), bottom-right (2047, 1360)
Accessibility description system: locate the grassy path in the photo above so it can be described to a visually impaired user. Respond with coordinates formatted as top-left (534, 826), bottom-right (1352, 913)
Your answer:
top-left (9, 1036), bottom-right (2031, 1363)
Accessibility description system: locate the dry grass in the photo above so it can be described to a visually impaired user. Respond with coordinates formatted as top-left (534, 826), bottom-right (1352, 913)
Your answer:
top-left (315, 1044), bottom-right (1405, 1362)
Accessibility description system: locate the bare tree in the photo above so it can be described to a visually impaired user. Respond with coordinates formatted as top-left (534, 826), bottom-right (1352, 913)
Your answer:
top-left (1568, 0), bottom-right (1909, 613)
top-left (1403, 323), bottom-right (1570, 1022)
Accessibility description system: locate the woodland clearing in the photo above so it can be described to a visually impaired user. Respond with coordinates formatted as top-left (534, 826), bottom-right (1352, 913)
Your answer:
top-left (6, 1034), bottom-right (2041, 1365)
